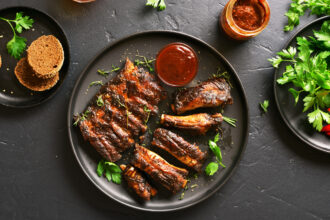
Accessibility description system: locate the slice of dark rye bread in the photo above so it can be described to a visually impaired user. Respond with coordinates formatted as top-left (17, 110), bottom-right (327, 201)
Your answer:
top-left (27, 35), bottom-right (64, 79)
top-left (14, 57), bottom-right (59, 91)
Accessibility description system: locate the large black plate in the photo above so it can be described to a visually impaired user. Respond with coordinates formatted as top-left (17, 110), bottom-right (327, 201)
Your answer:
top-left (0, 6), bottom-right (70, 108)
top-left (67, 31), bottom-right (249, 212)
top-left (274, 17), bottom-right (330, 153)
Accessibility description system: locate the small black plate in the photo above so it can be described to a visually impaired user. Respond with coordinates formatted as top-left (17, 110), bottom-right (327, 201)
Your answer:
top-left (68, 31), bottom-right (249, 212)
top-left (0, 6), bottom-right (70, 108)
top-left (274, 16), bottom-right (330, 153)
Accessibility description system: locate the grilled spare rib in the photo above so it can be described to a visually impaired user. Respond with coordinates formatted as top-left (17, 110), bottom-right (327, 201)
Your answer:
top-left (77, 58), bottom-right (165, 162)
top-left (171, 77), bottom-right (233, 114)
top-left (120, 164), bottom-right (157, 201)
top-left (160, 113), bottom-right (223, 135)
top-left (131, 145), bottom-right (188, 194)
top-left (152, 128), bottom-right (207, 172)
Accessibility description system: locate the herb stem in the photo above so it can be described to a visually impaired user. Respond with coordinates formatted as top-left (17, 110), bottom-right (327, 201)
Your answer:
top-left (223, 116), bottom-right (237, 127)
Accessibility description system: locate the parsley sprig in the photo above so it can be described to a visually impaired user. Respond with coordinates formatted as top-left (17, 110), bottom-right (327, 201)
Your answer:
top-left (269, 20), bottom-right (330, 132)
top-left (0, 12), bottom-right (34, 59)
top-left (97, 160), bottom-right (122, 184)
top-left (284, 0), bottom-right (330, 31)
top-left (205, 133), bottom-right (226, 176)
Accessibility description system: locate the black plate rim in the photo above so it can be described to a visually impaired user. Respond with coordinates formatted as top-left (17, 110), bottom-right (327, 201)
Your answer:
top-left (273, 16), bottom-right (330, 153)
top-left (67, 30), bottom-right (249, 212)
top-left (0, 6), bottom-right (71, 108)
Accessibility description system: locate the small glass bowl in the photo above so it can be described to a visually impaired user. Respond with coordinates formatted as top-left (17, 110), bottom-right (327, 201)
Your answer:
top-left (220, 0), bottom-right (270, 40)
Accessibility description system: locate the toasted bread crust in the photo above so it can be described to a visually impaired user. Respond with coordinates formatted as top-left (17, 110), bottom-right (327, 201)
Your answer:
top-left (27, 35), bottom-right (64, 78)
top-left (14, 57), bottom-right (59, 91)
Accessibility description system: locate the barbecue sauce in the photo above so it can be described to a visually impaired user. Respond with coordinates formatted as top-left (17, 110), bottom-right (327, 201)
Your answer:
top-left (156, 43), bottom-right (198, 87)
top-left (232, 0), bottom-right (265, 31)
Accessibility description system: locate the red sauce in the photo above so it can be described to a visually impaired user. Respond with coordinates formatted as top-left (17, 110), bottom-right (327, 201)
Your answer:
top-left (232, 0), bottom-right (265, 31)
top-left (156, 43), bottom-right (198, 87)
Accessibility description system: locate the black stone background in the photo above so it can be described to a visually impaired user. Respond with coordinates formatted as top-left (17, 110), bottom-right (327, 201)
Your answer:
top-left (0, 0), bottom-right (329, 219)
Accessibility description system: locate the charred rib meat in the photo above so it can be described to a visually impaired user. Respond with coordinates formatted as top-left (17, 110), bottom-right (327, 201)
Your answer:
top-left (160, 113), bottom-right (223, 135)
top-left (171, 77), bottom-right (233, 114)
top-left (120, 164), bottom-right (157, 201)
top-left (77, 58), bottom-right (165, 162)
top-left (131, 144), bottom-right (188, 194)
top-left (152, 128), bottom-right (207, 172)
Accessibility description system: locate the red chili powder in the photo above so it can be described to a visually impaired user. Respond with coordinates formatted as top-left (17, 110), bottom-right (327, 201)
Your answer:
top-left (232, 0), bottom-right (265, 31)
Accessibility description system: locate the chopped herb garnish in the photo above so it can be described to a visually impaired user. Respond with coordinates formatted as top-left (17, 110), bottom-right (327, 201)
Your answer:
top-left (97, 160), bottom-right (122, 184)
top-left (223, 116), bottom-right (237, 127)
top-left (135, 55), bottom-right (155, 72)
top-left (97, 95), bottom-right (104, 107)
top-left (73, 109), bottom-right (91, 126)
top-left (114, 96), bottom-right (130, 128)
top-left (89, 80), bottom-right (103, 87)
top-left (211, 68), bottom-right (233, 88)
top-left (0, 12), bottom-right (34, 59)
top-left (191, 184), bottom-right (198, 188)
top-left (260, 100), bottom-right (269, 113)
top-left (97, 65), bottom-right (120, 77)
top-left (179, 192), bottom-right (184, 200)
top-left (144, 105), bottom-right (151, 124)
top-left (193, 173), bottom-right (198, 179)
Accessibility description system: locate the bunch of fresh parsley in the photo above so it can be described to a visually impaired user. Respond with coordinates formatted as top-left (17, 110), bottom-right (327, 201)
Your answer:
top-left (146, 0), bottom-right (166, 11)
top-left (97, 160), bottom-right (122, 184)
top-left (284, 0), bottom-right (330, 31)
top-left (269, 20), bottom-right (330, 132)
top-left (0, 12), bottom-right (34, 59)
top-left (205, 133), bottom-right (226, 176)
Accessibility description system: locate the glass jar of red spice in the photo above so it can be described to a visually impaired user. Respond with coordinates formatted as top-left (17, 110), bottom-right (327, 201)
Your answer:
top-left (220, 0), bottom-right (270, 40)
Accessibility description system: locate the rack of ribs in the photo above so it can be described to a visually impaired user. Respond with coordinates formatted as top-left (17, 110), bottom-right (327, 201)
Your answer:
top-left (77, 58), bottom-right (166, 162)
top-left (171, 77), bottom-right (233, 114)
top-left (160, 113), bottom-right (223, 135)
top-left (120, 164), bottom-right (157, 201)
top-left (131, 144), bottom-right (188, 194)
top-left (152, 128), bottom-right (207, 172)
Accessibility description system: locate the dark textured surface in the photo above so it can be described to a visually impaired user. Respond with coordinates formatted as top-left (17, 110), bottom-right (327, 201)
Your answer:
top-left (0, 0), bottom-right (329, 219)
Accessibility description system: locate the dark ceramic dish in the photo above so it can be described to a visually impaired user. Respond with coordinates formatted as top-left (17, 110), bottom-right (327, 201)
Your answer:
top-left (274, 16), bottom-right (330, 153)
top-left (0, 6), bottom-right (70, 108)
top-left (67, 31), bottom-right (249, 212)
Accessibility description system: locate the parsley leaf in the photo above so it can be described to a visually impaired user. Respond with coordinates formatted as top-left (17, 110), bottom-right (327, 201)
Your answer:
top-left (7, 35), bottom-right (26, 59)
top-left (260, 100), bottom-right (270, 113)
top-left (205, 162), bottom-right (219, 176)
top-left (14, 12), bottom-right (34, 33)
top-left (96, 160), bottom-right (122, 184)
top-left (146, 0), bottom-right (166, 11)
